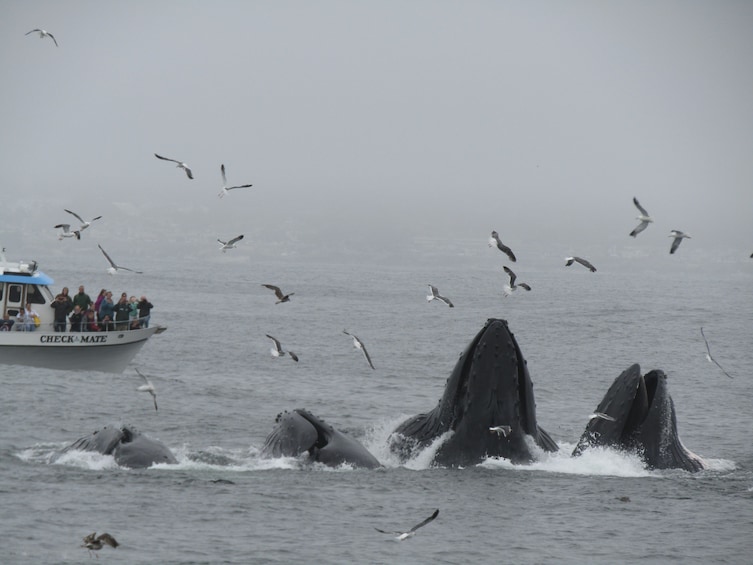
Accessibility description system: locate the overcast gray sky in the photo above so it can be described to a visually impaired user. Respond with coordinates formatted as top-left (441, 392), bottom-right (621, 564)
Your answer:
top-left (2, 1), bottom-right (751, 262)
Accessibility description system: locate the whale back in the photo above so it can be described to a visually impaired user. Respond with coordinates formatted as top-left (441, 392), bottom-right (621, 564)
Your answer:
top-left (261, 409), bottom-right (381, 469)
top-left (113, 426), bottom-right (178, 468)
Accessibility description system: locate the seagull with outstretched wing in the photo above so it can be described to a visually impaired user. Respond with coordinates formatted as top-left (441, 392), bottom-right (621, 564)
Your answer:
top-left (64, 209), bottom-right (102, 232)
top-left (54, 223), bottom-right (80, 240)
top-left (155, 153), bottom-right (194, 179)
top-left (218, 234), bottom-right (244, 252)
top-left (502, 266), bottom-right (531, 296)
top-left (565, 256), bottom-right (597, 272)
top-left (489, 230), bottom-right (516, 262)
top-left (261, 284), bottom-right (294, 303)
top-left (26, 28), bottom-right (58, 46)
top-left (629, 197), bottom-right (653, 237)
top-left (135, 368), bottom-right (158, 411)
top-left (375, 509), bottom-right (439, 541)
top-left (98, 244), bottom-right (143, 275)
top-left (343, 330), bottom-right (375, 370)
top-left (218, 164), bottom-right (253, 198)
top-left (668, 230), bottom-right (691, 254)
top-left (427, 284), bottom-right (454, 307)
top-left (700, 327), bottom-right (733, 378)
top-left (266, 334), bottom-right (299, 362)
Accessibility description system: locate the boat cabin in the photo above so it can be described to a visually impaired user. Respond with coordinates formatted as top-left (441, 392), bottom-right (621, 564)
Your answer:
top-left (0, 253), bottom-right (55, 326)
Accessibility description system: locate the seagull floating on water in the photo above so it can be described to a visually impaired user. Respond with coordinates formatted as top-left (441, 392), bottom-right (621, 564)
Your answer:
top-left (54, 223), bottom-right (80, 241)
top-left (25, 28), bottom-right (58, 47)
top-left (218, 234), bottom-right (244, 252)
top-left (97, 244), bottom-right (143, 275)
top-left (375, 509), bottom-right (439, 541)
top-left (700, 327), bottom-right (732, 379)
top-left (261, 284), bottom-right (294, 304)
top-left (426, 284), bottom-right (454, 308)
top-left (588, 412), bottom-right (616, 422)
top-left (218, 164), bottom-right (253, 198)
top-left (489, 425), bottom-right (512, 437)
top-left (135, 368), bottom-right (158, 411)
top-left (64, 209), bottom-right (102, 232)
top-left (565, 256), bottom-right (597, 272)
top-left (81, 532), bottom-right (119, 556)
top-left (154, 153), bottom-right (194, 179)
top-left (343, 330), bottom-right (375, 370)
top-left (668, 230), bottom-right (691, 254)
top-left (489, 230), bottom-right (517, 262)
top-left (266, 334), bottom-right (299, 362)
top-left (502, 266), bottom-right (531, 296)
top-left (629, 197), bottom-right (653, 238)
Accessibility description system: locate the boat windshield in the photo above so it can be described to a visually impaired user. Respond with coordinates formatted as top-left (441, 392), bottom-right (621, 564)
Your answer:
top-left (27, 284), bottom-right (51, 305)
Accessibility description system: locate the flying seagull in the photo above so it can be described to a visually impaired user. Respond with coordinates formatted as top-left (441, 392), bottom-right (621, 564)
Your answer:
top-left (375, 509), bottom-right (439, 541)
top-left (588, 412), bottom-right (616, 422)
top-left (261, 284), bottom-right (294, 304)
top-left (218, 234), bottom-right (244, 252)
top-left (81, 532), bottom-right (119, 556)
top-left (266, 334), bottom-right (299, 362)
top-left (97, 243), bottom-right (143, 275)
top-left (489, 425), bottom-right (512, 437)
top-left (218, 164), bottom-right (253, 198)
top-left (668, 230), bottom-right (691, 254)
top-left (154, 153), bottom-right (194, 179)
top-left (502, 266), bottom-right (531, 296)
top-left (489, 230), bottom-right (517, 262)
top-left (343, 330), bottom-right (375, 370)
top-left (64, 209), bottom-right (102, 232)
top-left (565, 256), bottom-right (597, 272)
top-left (25, 28), bottom-right (58, 47)
top-left (426, 284), bottom-right (454, 307)
top-left (135, 368), bottom-right (158, 411)
top-left (54, 223), bottom-right (80, 241)
top-left (700, 327), bottom-right (733, 379)
top-left (629, 197), bottom-right (653, 238)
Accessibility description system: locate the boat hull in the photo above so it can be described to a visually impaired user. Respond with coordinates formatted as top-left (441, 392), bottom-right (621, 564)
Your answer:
top-left (0, 326), bottom-right (165, 373)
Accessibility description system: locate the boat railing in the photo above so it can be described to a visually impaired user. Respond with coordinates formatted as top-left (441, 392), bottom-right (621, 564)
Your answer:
top-left (4, 316), bottom-right (156, 333)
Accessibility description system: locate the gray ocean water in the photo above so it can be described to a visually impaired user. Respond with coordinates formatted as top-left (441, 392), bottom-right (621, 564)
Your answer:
top-left (2, 246), bottom-right (752, 564)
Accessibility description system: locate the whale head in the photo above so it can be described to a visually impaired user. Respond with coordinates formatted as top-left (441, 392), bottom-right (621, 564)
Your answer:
top-left (573, 364), bottom-right (706, 472)
top-left (389, 318), bottom-right (558, 467)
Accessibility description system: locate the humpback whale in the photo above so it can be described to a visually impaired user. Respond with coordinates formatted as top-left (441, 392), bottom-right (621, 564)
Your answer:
top-left (261, 409), bottom-right (381, 469)
top-left (388, 318), bottom-right (558, 467)
top-left (54, 425), bottom-right (177, 469)
top-left (573, 364), bottom-right (706, 472)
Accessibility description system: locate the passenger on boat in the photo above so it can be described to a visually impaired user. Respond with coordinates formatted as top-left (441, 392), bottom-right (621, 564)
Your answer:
top-left (98, 291), bottom-right (115, 323)
top-left (93, 289), bottom-right (107, 319)
top-left (113, 295), bottom-right (130, 330)
top-left (84, 308), bottom-right (100, 332)
top-left (72, 285), bottom-right (92, 312)
top-left (51, 287), bottom-right (73, 332)
top-left (128, 296), bottom-right (139, 325)
top-left (17, 303), bottom-right (39, 331)
top-left (0, 313), bottom-right (14, 331)
top-left (100, 314), bottom-right (115, 332)
top-left (138, 296), bottom-right (153, 328)
top-left (69, 305), bottom-right (84, 332)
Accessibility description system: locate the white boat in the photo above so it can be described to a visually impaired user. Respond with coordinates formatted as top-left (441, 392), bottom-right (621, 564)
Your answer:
top-left (0, 248), bottom-right (165, 373)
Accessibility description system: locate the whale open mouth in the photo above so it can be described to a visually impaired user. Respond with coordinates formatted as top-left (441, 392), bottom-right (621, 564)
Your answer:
top-left (574, 364), bottom-right (706, 472)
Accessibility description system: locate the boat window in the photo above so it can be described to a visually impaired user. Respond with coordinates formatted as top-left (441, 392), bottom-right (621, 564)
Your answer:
top-left (39, 285), bottom-right (54, 303)
top-left (9, 284), bottom-right (21, 303)
top-left (27, 285), bottom-right (46, 305)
